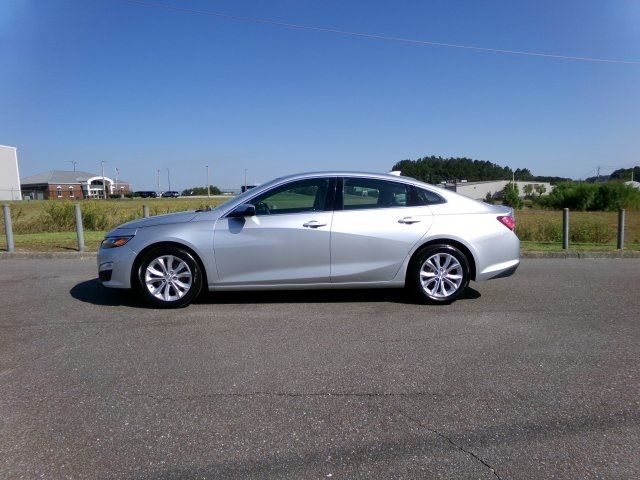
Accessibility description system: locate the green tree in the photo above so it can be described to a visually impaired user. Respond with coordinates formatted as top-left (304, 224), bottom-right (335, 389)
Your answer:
top-left (391, 156), bottom-right (570, 185)
top-left (610, 166), bottom-right (640, 182)
top-left (538, 182), bottom-right (640, 211)
top-left (484, 191), bottom-right (495, 204)
top-left (523, 184), bottom-right (534, 199)
top-left (502, 183), bottom-right (523, 209)
top-left (534, 184), bottom-right (547, 196)
top-left (515, 168), bottom-right (534, 181)
top-left (181, 185), bottom-right (222, 196)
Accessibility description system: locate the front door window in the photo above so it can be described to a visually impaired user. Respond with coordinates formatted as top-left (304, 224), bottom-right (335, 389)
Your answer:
top-left (248, 178), bottom-right (332, 216)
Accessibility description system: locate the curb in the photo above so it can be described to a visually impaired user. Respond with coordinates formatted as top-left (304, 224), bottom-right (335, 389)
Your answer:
top-left (521, 251), bottom-right (640, 259)
top-left (1, 251), bottom-right (640, 260)
top-left (0, 251), bottom-right (97, 259)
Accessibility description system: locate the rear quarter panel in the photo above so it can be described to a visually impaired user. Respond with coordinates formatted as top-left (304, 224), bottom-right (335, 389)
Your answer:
top-left (394, 203), bottom-right (520, 282)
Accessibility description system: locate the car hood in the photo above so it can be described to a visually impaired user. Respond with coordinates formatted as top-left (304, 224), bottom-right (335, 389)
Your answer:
top-left (117, 211), bottom-right (199, 229)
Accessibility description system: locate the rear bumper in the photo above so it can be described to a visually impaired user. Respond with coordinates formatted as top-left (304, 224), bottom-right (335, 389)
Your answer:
top-left (487, 261), bottom-right (519, 280)
top-left (476, 258), bottom-right (520, 281)
top-left (473, 229), bottom-right (520, 282)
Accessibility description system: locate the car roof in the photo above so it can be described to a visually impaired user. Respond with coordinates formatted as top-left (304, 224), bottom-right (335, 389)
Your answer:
top-left (272, 171), bottom-right (429, 185)
top-left (271, 171), bottom-right (460, 196)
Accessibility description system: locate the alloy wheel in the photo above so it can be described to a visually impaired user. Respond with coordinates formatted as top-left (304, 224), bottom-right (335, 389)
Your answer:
top-left (419, 253), bottom-right (464, 299)
top-left (144, 255), bottom-right (193, 302)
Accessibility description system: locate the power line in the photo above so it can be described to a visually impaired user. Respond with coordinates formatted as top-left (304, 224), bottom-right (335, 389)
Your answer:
top-left (579, 163), bottom-right (639, 180)
top-left (600, 162), bottom-right (640, 170)
top-left (579, 167), bottom-right (597, 180)
top-left (119, 0), bottom-right (640, 66)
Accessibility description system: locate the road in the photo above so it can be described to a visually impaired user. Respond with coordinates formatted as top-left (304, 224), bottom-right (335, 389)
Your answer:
top-left (1, 258), bottom-right (639, 479)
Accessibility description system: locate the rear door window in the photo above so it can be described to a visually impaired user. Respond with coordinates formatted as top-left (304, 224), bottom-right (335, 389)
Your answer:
top-left (342, 178), bottom-right (409, 210)
top-left (410, 186), bottom-right (446, 206)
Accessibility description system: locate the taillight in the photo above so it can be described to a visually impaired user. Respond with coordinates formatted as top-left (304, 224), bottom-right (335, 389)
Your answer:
top-left (497, 215), bottom-right (516, 231)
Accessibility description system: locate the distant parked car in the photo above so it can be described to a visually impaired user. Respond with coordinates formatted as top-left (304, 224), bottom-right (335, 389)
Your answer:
top-left (161, 191), bottom-right (180, 198)
top-left (135, 191), bottom-right (157, 198)
top-left (98, 171), bottom-right (520, 308)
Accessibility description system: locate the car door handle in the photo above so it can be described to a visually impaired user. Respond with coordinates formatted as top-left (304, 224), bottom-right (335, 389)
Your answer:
top-left (303, 220), bottom-right (327, 228)
top-left (398, 217), bottom-right (421, 224)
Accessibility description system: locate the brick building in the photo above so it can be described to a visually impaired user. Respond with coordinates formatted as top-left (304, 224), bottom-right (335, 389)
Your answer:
top-left (20, 170), bottom-right (132, 200)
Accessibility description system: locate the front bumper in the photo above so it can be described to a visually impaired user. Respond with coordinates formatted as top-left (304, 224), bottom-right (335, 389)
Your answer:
top-left (97, 246), bottom-right (137, 289)
top-left (98, 261), bottom-right (113, 281)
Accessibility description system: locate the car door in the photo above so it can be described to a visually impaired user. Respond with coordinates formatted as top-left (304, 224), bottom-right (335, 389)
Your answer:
top-left (213, 177), bottom-right (335, 285)
top-left (330, 177), bottom-right (434, 283)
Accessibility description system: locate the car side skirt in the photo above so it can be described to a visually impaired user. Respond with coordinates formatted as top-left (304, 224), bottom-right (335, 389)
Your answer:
top-left (208, 280), bottom-right (406, 291)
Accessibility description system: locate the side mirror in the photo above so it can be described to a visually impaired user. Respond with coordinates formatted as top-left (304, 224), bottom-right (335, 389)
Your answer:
top-left (228, 203), bottom-right (256, 218)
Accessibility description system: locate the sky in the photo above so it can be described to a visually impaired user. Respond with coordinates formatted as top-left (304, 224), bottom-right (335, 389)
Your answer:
top-left (1, 0), bottom-right (639, 191)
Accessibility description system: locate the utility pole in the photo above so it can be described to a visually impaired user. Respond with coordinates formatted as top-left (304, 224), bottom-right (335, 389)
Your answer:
top-left (206, 165), bottom-right (210, 198)
top-left (244, 169), bottom-right (248, 192)
top-left (69, 160), bottom-right (77, 172)
top-left (101, 161), bottom-right (107, 199)
top-left (157, 169), bottom-right (161, 193)
top-left (596, 166), bottom-right (601, 183)
top-left (166, 168), bottom-right (171, 192)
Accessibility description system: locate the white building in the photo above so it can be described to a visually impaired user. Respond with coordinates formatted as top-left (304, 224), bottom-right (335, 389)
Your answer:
top-left (443, 180), bottom-right (553, 200)
top-left (0, 145), bottom-right (21, 201)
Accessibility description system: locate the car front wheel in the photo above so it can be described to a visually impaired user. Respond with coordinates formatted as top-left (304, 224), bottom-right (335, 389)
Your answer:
top-left (410, 245), bottom-right (470, 304)
top-left (137, 247), bottom-right (203, 308)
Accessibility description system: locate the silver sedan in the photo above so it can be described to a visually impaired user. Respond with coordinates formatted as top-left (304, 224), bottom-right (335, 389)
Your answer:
top-left (98, 172), bottom-right (520, 307)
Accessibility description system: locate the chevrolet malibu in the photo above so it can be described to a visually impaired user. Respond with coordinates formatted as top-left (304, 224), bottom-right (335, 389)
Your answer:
top-left (98, 172), bottom-right (519, 308)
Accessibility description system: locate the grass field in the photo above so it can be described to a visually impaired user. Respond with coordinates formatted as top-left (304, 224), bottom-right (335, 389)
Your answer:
top-left (2, 231), bottom-right (107, 252)
top-left (0, 197), bottom-right (230, 235)
top-left (1, 199), bottom-right (639, 252)
top-left (514, 209), bottom-right (640, 244)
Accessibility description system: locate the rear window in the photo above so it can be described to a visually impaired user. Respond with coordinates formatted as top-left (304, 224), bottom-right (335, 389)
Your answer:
top-left (410, 187), bottom-right (446, 206)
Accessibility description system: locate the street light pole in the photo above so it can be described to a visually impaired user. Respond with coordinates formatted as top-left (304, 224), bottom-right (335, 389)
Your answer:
top-left (69, 160), bottom-right (77, 172)
top-left (244, 168), bottom-right (247, 192)
top-left (166, 168), bottom-right (171, 192)
top-left (101, 161), bottom-right (107, 200)
top-left (206, 165), bottom-right (210, 198)
top-left (157, 169), bottom-right (161, 193)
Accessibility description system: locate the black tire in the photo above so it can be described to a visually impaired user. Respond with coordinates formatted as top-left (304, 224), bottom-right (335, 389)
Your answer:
top-left (136, 246), bottom-right (203, 308)
top-left (409, 244), bottom-right (470, 304)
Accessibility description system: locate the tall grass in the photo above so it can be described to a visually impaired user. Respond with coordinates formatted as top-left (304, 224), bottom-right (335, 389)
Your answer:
top-left (516, 218), bottom-right (614, 243)
top-left (3, 199), bottom-right (225, 234)
top-left (515, 210), bottom-right (640, 244)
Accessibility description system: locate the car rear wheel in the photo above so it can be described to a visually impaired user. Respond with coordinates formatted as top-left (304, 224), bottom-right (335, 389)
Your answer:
top-left (410, 245), bottom-right (470, 304)
top-left (137, 247), bottom-right (203, 308)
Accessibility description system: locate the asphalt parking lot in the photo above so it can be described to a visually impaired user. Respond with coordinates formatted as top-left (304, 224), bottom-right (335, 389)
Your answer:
top-left (1, 258), bottom-right (639, 479)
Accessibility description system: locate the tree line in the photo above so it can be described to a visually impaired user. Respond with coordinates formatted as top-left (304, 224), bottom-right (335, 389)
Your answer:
top-left (181, 185), bottom-right (222, 196)
top-left (392, 156), bottom-right (571, 185)
top-left (393, 156), bottom-right (640, 211)
top-left (584, 166), bottom-right (640, 183)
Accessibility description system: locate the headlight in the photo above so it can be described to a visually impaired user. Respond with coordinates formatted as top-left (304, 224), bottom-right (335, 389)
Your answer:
top-left (101, 236), bottom-right (133, 249)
